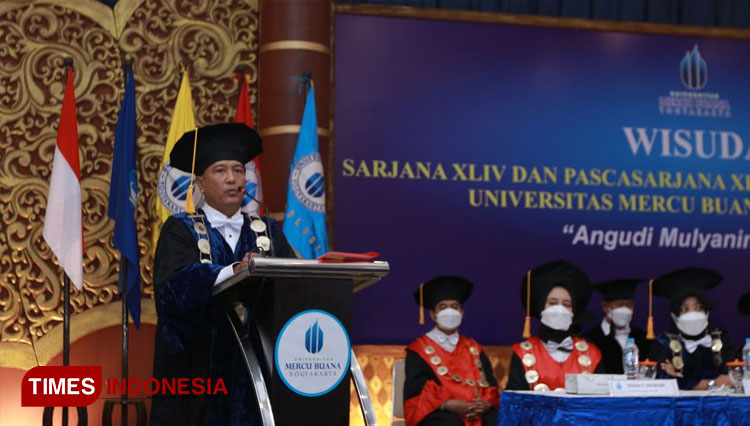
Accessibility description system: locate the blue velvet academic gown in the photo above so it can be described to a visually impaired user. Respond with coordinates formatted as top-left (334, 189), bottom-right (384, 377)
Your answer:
top-left (149, 210), bottom-right (293, 426)
top-left (649, 329), bottom-right (738, 390)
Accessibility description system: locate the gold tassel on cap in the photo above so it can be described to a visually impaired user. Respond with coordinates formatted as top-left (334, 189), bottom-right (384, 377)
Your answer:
top-left (646, 279), bottom-right (655, 339)
top-left (184, 187), bottom-right (196, 214)
top-left (522, 269), bottom-right (531, 339)
top-left (419, 282), bottom-right (425, 325)
top-left (184, 127), bottom-right (199, 215)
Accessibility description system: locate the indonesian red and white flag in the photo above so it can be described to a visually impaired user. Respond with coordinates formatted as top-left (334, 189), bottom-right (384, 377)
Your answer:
top-left (43, 69), bottom-right (83, 289)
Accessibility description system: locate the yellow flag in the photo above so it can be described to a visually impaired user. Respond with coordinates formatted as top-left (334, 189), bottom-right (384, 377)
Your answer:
top-left (152, 70), bottom-right (196, 253)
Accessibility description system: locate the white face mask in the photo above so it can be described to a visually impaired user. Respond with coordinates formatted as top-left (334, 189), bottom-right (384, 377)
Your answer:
top-left (435, 308), bottom-right (462, 331)
top-left (540, 304), bottom-right (573, 331)
top-left (672, 311), bottom-right (709, 336)
top-left (610, 307), bottom-right (633, 328)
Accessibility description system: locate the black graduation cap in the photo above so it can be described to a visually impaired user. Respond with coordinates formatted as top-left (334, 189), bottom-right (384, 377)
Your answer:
top-left (594, 279), bottom-right (643, 302)
top-left (652, 267), bottom-right (722, 314)
top-left (169, 122), bottom-right (262, 176)
top-left (521, 260), bottom-right (592, 318)
top-left (738, 292), bottom-right (750, 316)
top-left (413, 275), bottom-right (473, 309)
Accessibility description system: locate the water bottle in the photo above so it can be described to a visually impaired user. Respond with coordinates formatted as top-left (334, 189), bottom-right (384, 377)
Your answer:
top-left (623, 337), bottom-right (639, 380)
top-left (743, 338), bottom-right (750, 379)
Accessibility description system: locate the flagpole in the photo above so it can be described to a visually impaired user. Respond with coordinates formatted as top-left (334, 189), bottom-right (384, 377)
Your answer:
top-left (63, 273), bottom-right (71, 426)
top-left (120, 257), bottom-right (129, 426)
top-left (61, 56), bottom-right (74, 426)
top-left (120, 58), bottom-right (132, 426)
top-left (63, 274), bottom-right (71, 366)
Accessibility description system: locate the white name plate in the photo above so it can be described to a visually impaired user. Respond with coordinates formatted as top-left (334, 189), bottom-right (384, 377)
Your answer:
top-left (744, 379), bottom-right (750, 395)
top-left (609, 379), bottom-right (679, 397)
top-left (565, 374), bottom-right (627, 394)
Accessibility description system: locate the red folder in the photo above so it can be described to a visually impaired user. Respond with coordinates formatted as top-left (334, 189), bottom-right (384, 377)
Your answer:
top-left (317, 251), bottom-right (379, 263)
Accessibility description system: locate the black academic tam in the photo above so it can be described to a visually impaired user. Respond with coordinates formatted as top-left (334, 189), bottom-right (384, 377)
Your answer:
top-left (594, 279), bottom-right (643, 302)
top-left (521, 260), bottom-right (592, 317)
top-left (170, 122), bottom-right (262, 175)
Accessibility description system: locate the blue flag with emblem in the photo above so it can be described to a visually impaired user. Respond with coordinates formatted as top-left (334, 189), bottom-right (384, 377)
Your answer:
top-left (108, 66), bottom-right (141, 328)
top-left (283, 82), bottom-right (329, 258)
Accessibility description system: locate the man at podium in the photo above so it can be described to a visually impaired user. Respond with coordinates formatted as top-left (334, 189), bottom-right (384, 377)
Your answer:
top-left (150, 123), bottom-right (293, 426)
top-left (403, 276), bottom-right (499, 426)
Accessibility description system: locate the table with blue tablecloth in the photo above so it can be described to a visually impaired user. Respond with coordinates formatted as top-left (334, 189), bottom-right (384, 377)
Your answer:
top-left (499, 390), bottom-right (750, 425)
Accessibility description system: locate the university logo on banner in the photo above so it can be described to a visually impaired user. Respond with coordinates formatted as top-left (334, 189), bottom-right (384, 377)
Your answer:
top-left (658, 44), bottom-right (730, 119)
top-left (290, 152), bottom-right (326, 213)
top-left (241, 160), bottom-right (263, 215)
top-left (680, 45), bottom-right (707, 90)
top-left (275, 310), bottom-right (350, 397)
top-left (157, 162), bottom-right (204, 213)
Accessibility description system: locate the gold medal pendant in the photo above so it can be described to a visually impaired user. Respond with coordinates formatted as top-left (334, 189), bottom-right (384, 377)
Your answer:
top-left (711, 339), bottom-right (723, 353)
top-left (522, 353), bottom-right (537, 367)
top-left (578, 355), bottom-right (591, 367)
top-left (669, 340), bottom-right (682, 353)
top-left (250, 219), bottom-right (267, 233)
top-left (194, 222), bottom-right (207, 234)
top-left (533, 383), bottom-right (550, 392)
top-left (256, 235), bottom-right (271, 251)
top-left (672, 356), bottom-right (684, 370)
top-left (197, 238), bottom-right (211, 254)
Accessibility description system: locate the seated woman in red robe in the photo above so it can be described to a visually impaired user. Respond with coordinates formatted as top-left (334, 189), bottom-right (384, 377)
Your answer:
top-left (505, 260), bottom-right (604, 391)
top-left (403, 276), bottom-right (499, 426)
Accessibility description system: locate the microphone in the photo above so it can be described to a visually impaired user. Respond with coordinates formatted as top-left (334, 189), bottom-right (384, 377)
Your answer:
top-left (238, 185), bottom-right (276, 257)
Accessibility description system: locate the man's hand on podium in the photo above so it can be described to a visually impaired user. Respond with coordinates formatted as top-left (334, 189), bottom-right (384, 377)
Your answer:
top-left (233, 252), bottom-right (253, 273)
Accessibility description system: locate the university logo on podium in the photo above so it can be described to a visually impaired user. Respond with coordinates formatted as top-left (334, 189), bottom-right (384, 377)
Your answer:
top-left (305, 321), bottom-right (324, 354)
top-left (275, 310), bottom-right (350, 397)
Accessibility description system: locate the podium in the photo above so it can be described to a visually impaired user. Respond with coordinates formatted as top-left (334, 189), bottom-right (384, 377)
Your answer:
top-left (212, 257), bottom-right (389, 426)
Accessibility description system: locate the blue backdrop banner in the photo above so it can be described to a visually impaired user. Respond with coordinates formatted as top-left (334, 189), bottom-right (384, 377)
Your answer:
top-left (334, 12), bottom-right (750, 346)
